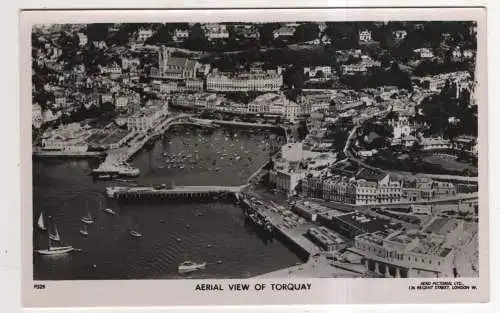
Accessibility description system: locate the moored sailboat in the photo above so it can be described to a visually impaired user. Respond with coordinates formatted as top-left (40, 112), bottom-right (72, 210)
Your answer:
top-left (80, 211), bottom-right (94, 224)
top-left (79, 223), bottom-right (89, 236)
top-left (37, 223), bottom-right (74, 255)
top-left (81, 202), bottom-right (94, 224)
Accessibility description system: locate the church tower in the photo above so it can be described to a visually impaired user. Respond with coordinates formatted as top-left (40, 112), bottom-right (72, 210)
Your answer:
top-left (158, 45), bottom-right (169, 75)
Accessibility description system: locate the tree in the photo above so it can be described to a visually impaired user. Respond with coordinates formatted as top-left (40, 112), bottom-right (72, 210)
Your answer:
top-left (259, 23), bottom-right (281, 46)
top-left (283, 65), bottom-right (305, 91)
top-left (292, 23), bottom-right (320, 43)
top-left (107, 23), bottom-right (143, 46)
top-left (145, 25), bottom-right (172, 45)
top-left (386, 110), bottom-right (399, 121)
top-left (85, 23), bottom-right (110, 42)
top-left (411, 141), bottom-right (422, 151)
top-left (390, 62), bottom-right (412, 90)
top-left (184, 23), bottom-right (210, 51)
top-left (101, 101), bottom-right (115, 113)
top-left (294, 179), bottom-right (303, 195)
top-left (315, 70), bottom-right (325, 78)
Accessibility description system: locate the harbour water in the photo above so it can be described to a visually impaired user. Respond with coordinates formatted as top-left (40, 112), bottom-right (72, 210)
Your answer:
top-left (33, 126), bottom-right (301, 280)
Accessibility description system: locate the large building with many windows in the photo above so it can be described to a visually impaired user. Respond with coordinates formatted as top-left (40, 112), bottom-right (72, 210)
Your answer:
top-left (206, 71), bottom-right (283, 92)
top-left (203, 24), bottom-right (230, 40)
top-left (302, 169), bottom-right (403, 205)
top-left (353, 223), bottom-right (459, 278)
top-left (358, 29), bottom-right (373, 42)
top-left (126, 104), bottom-right (168, 131)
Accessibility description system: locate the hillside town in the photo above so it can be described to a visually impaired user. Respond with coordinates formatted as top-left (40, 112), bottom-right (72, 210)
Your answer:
top-left (32, 21), bottom-right (479, 279)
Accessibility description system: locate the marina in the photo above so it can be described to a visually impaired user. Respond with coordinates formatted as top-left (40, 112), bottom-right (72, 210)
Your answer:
top-left (33, 125), bottom-right (299, 280)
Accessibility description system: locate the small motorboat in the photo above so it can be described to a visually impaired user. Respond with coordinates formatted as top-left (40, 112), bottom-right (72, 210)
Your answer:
top-left (103, 207), bottom-right (116, 215)
top-left (130, 229), bottom-right (142, 238)
top-left (178, 261), bottom-right (207, 274)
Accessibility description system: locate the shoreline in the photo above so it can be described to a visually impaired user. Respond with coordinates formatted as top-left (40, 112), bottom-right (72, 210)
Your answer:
top-left (32, 150), bottom-right (105, 158)
top-left (32, 119), bottom-right (478, 279)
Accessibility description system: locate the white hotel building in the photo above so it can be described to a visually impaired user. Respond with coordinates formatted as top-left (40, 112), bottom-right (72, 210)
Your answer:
top-left (127, 105), bottom-right (168, 132)
top-left (354, 229), bottom-right (456, 278)
top-left (203, 24), bottom-right (230, 40)
top-left (206, 72), bottom-right (283, 92)
top-left (41, 123), bottom-right (91, 152)
top-left (32, 103), bottom-right (43, 129)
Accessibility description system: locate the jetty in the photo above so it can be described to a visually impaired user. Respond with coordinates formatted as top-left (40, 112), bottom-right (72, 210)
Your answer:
top-left (92, 114), bottom-right (195, 176)
top-left (106, 184), bottom-right (247, 200)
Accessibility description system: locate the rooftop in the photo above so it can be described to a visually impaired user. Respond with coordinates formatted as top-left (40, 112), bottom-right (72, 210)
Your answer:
top-left (294, 201), bottom-right (332, 215)
top-left (209, 71), bottom-right (281, 80)
top-left (336, 211), bottom-right (390, 234)
top-left (355, 168), bottom-right (388, 183)
top-left (321, 208), bottom-right (351, 219)
top-left (409, 236), bottom-right (452, 258)
top-left (424, 218), bottom-right (461, 236)
top-left (87, 127), bottom-right (131, 146)
top-left (165, 56), bottom-right (198, 71)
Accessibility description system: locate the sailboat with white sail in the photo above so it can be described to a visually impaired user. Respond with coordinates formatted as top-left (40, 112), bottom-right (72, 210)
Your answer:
top-left (37, 211), bottom-right (46, 231)
top-left (37, 222), bottom-right (74, 255)
top-left (48, 223), bottom-right (61, 242)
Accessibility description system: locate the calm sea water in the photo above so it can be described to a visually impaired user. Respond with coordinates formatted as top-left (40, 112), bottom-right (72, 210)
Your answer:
top-left (32, 126), bottom-right (301, 280)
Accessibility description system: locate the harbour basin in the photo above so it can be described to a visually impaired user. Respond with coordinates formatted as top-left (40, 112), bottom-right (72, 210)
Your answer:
top-left (32, 126), bottom-right (301, 280)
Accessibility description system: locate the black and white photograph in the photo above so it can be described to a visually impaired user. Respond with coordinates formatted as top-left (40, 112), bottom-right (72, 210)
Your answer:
top-left (19, 7), bottom-right (490, 307)
top-left (30, 19), bottom-right (481, 281)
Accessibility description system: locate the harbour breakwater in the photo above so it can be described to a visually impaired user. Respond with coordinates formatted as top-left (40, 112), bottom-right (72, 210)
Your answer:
top-left (106, 185), bottom-right (244, 203)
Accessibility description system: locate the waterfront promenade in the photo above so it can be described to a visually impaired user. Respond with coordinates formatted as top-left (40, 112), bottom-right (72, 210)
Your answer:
top-left (256, 256), bottom-right (367, 278)
top-left (210, 119), bottom-right (280, 128)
